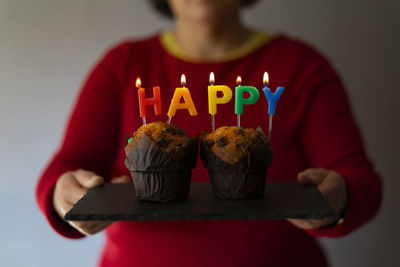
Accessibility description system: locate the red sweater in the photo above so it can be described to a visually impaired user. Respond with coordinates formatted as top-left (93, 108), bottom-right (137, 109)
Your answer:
top-left (36, 34), bottom-right (382, 267)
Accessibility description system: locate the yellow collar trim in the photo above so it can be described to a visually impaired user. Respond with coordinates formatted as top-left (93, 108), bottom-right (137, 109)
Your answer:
top-left (160, 31), bottom-right (273, 63)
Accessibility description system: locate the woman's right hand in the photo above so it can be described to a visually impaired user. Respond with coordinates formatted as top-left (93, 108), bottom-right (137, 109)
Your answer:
top-left (52, 169), bottom-right (130, 235)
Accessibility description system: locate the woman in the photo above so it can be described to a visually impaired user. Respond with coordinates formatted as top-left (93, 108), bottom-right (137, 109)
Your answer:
top-left (36, 0), bottom-right (381, 266)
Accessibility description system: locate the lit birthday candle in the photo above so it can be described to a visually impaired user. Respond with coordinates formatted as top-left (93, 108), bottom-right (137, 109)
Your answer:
top-left (235, 76), bottom-right (260, 127)
top-left (167, 74), bottom-right (198, 124)
top-left (262, 72), bottom-right (284, 139)
top-left (208, 72), bottom-right (232, 132)
top-left (137, 77), bottom-right (162, 125)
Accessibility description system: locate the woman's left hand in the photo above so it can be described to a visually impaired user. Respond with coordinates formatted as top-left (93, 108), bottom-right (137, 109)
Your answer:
top-left (287, 168), bottom-right (348, 230)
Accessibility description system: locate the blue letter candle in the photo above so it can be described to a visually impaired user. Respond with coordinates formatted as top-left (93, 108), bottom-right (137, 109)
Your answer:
top-left (262, 72), bottom-right (284, 115)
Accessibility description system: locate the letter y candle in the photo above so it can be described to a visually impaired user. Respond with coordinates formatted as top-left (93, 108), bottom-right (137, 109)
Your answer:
top-left (262, 72), bottom-right (284, 139)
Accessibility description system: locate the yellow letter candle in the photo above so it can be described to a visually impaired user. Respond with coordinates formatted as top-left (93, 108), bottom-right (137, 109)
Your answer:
top-left (167, 74), bottom-right (198, 124)
top-left (208, 72), bottom-right (233, 132)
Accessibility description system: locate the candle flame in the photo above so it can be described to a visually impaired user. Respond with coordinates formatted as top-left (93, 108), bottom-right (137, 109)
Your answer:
top-left (209, 72), bottom-right (215, 85)
top-left (181, 74), bottom-right (186, 87)
top-left (236, 76), bottom-right (242, 86)
top-left (263, 72), bottom-right (269, 85)
top-left (136, 77), bottom-right (141, 88)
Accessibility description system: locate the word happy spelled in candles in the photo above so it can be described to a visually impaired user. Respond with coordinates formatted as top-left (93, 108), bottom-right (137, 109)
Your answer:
top-left (136, 72), bottom-right (284, 131)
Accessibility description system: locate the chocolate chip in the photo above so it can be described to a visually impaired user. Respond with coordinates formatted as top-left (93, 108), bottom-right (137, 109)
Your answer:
top-left (183, 139), bottom-right (191, 148)
top-left (157, 137), bottom-right (169, 147)
top-left (240, 143), bottom-right (250, 151)
top-left (164, 126), bottom-right (175, 135)
top-left (254, 131), bottom-right (266, 142)
top-left (235, 128), bottom-right (245, 136)
top-left (216, 137), bottom-right (228, 147)
top-left (175, 128), bottom-right (184, 136)
top-left (205, 139), bottom-right (215, 148)
top-left (166, 147), bottom-right (181, 159)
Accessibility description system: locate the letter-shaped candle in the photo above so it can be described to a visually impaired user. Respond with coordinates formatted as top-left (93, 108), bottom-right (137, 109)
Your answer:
top-left (262, 72), bottom-right (284, 138)
top-left (234, 76), bottom-right (260, 127)
top-left (167, 74), bottom-right (198, 124)
top-left (208, 72), bottom-right (232, 132)
top-left (137, 77), bottom-right (162, 126)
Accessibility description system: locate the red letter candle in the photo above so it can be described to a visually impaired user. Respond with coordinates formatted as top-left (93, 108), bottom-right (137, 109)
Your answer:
top-left (136, 77), bottom-right (162, 125)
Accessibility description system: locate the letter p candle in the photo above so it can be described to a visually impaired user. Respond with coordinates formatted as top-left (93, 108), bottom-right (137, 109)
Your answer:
top-left (235, 76), bottom-right (260, 127)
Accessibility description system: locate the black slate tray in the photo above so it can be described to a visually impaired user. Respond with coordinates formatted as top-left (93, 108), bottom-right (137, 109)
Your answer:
top-left (65, 182), bottom-right (337, 221)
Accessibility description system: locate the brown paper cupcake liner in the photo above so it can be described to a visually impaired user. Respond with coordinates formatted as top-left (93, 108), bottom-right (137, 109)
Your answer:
top-left (125, 134), bottom-right (198, 202)
top-left (131, 170), bottom-right (191, 202)
top-left (200, 128), bottom-right (273, 200)
top-left (207, 169), bottom-right (267, 199)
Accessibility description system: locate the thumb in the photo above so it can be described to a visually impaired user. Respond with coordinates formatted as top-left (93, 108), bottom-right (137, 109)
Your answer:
top-left (74, 169), bottom-right (104, 189)
top-left (297, 168), bottom-right (328, 185)
top-left (111, 175), bottom-right (131, 184)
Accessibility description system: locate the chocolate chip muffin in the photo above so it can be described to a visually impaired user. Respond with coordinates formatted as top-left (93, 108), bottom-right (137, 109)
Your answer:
top-left (125, 122), bottom-right (189, 160)
top-left (201, 126), bottom-right (273, 199)
top-left (202, 126), bottom-right (267, 165)
top-left (124, 122), bottom-right (198, 202)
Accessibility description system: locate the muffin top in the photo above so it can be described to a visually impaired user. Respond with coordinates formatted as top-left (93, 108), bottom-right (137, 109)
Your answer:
top-left (125, 121), bottom-right (189, 155)
top-left (203, 126), bottom-right (269, 165)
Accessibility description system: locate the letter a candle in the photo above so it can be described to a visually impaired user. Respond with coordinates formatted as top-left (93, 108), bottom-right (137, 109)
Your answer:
top-left (167, 74), bottom-right (198, 124)
top-left (136, 77), bottom-right (162, 125)
top-left (262, 72), bottom-right (284, 139)
top-left (208, 72), bottom-right (232, 132)
top-left (234, 76), bottom-right (260, 127)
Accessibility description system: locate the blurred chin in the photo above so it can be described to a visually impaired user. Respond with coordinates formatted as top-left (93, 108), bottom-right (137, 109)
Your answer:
top-left (172, 0), bottom-right (238, 24)
top-left (191, 5), bottom-right (217, 22)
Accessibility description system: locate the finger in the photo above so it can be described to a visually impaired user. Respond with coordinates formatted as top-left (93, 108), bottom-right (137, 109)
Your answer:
top-left (54, 200), bottom-right (73, 218)
top-left (58, 174), bottom-right (88, 205)
top-left (69, 221), bottom-right (112, 236)
top-left (74, 169), bottom-right (104, 189)
top-left (316, 171), bottom-right (348, 213)
top-left (286, 217), bottom-right (335, 230)
top-left (297, 168), bottom-right (328, 185)
top-left (89, 221), bottom-right (112, 235)
top-left (111, 175), bottom-right (131, 184)
top-left (286, 218), bottom-right (314, 229)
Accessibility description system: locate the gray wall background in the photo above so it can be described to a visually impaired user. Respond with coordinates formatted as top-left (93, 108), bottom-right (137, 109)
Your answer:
top-left (0, 0), bottom-right (399, 266)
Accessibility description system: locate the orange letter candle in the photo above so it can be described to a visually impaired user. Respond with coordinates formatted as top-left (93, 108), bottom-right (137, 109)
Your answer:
top-left (167, 74), bottom-right (198, 124)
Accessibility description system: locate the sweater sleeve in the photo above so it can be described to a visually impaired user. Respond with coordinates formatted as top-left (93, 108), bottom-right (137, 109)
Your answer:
top-left (298, 49), bottom-right (382, 237)
top-left (35, 44), bottom-right (124, 238)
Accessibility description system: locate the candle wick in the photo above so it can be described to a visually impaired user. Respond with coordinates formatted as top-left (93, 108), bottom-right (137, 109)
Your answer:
top-left (211, 114), bottom-right (215, 133)
top-left (268, 114), bottom-right (273, 141)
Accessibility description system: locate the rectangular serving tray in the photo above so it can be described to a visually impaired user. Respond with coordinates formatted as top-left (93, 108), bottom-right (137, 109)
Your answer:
top-left (65, 181), bottom-right (336, 221)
